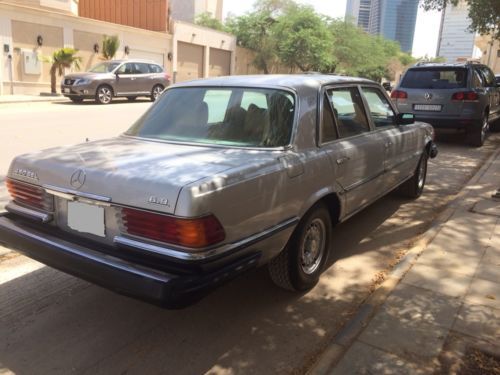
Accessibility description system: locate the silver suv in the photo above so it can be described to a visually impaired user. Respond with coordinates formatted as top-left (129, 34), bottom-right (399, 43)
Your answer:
top-left (61, 59), bottom-right (170, 104)
top-left (392, 62), bottom-right (500, 147)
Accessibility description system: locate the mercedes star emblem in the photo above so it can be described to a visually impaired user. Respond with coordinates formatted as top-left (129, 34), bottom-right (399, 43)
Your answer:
top-left (70, 169), bottom-right (86, 189)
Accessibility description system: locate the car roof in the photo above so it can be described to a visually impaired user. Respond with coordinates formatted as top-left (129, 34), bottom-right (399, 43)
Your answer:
top-left (173, 74), bottom-right (376, 90)
top-left (109, 59), bottom-right (162, 65)
top-left (409, 62), bottom-right (486, 70)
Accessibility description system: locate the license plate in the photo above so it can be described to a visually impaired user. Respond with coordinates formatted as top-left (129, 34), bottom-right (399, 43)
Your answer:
top-left (414, 104), bottom-right (442, 112)
top-left (67, 201), bottom-right (105, 237)
top-left (63, 88), bottom-right (70, 93)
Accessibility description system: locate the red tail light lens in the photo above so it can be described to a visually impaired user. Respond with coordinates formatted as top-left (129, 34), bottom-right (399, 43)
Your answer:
top-left (6, 178), bottom-right (53, 211)
top-left (391, 90), bottom-right (408, 99)
top-left (165, 73), bottom-right (171, 81)
top-left (452, 91), bottom-right (478, 101)
top-left (121, 208), bottom-right (225, 248)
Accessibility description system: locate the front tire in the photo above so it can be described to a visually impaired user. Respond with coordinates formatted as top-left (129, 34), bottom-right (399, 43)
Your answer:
top-left (268, 203), bottom-right (332, 291)
top-left (400, 151), bottom-right (428, 199)
top-left (95, 85), bottom-right (113, 105)
top-left (151, 85), bottom-right (164, 102)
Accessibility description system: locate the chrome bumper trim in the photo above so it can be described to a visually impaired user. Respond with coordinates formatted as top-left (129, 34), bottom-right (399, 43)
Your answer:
top-left (5, 202), bottom-right (53, 223)
top-left (43, 184), bottom-right (112, 207)
top-left (114, 217), bottom-right (299, 261)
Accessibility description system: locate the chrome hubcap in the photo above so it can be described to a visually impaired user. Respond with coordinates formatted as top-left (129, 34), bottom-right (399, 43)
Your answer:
top-left (98, 88), bottom-right (111, 103)
top-left (300, 218), bottom-right (326, 275)
top-left (153, 86), bottom-right (162, 99)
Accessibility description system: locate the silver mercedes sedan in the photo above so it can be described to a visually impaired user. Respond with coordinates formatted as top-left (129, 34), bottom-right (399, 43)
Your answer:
top-left (0, 75), bottom-right (437, 308)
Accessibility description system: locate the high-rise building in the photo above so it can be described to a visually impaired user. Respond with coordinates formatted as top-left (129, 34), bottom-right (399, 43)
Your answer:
top-left (345, 0), bottom-right (419, 53)
top-left (169, 0), bottom-right (223, 23)
top-left (436, 1), bottom-right (476, 62)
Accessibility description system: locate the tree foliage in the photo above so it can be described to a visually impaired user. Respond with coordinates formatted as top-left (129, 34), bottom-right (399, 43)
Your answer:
top-left (43, 48), bottom-right (81, 93)
top-left (195, 12), bottom-right (226, 31)
top-left (421, 0), bottom-right (500, 39)
top-left (102, 35), bottom-right (120, 60)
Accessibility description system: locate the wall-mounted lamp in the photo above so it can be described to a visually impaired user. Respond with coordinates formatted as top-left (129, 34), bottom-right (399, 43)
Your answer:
top-left (124, 45), bottom-right (130, 55)
top-left (36, 35), bottom-right (43, 47)
top-left (93, 43), bottom-right (100, 53)
top-left (167, 52), bottom-right (173, 61)
top-left (3, 44), bottom-right (9, 53)
top-left (192, 33), bottom-right (196, 38)
top-left (221, 40), bottom-right (225, 45)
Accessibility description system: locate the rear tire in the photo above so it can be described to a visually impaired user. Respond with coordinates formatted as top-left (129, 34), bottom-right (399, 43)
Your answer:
top-left (399, 151), bottom-right (428, 199)
top-left (151, 84), bottom-right (164, 102)
top-left (467, 112), bottom-right (488, 147)
top-left (268, 203), bottom-right (332, 291)
top-left (490, 118), bottom-right (500, 133)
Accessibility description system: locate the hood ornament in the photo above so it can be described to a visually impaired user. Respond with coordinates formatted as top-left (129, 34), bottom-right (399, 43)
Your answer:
top-left (70, 169), bottom-right (86, 189)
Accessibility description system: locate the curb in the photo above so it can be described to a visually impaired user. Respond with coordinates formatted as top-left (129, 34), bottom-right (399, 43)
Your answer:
top-left (0, 97), bottom-right (69, 105)
top-left (308, 146), bottom-right (500, 375)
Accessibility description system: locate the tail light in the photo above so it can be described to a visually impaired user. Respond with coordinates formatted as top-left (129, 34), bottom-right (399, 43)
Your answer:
top-left (165, 73), bottom-right (171, 81)
top-left (121, 208), bottom-right (225, 248)
top-left (6, 178), bottom-right (53, 212)
top-left (391, 90), bottom-right (408, 99)
top-left (451, 91), bottom-right (479, 101)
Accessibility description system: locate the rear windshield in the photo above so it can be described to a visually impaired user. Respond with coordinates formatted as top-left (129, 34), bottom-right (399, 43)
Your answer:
top-left (401, 68), bottom-right (468, 89)
top-left (125, 87), bottom-right (295, 148)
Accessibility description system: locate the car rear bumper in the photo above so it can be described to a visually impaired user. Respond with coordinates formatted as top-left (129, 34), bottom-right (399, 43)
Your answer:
top-left (0, 213), bottom-right (260, 308)
top-left (414, 116), bottom-right (481, 130)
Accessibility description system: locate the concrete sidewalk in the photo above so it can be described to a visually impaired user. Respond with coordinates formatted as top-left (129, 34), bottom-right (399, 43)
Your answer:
top-left (0, 94), bottom-right (68, 104)
top-left (313, 149), bottom-right (500, 374)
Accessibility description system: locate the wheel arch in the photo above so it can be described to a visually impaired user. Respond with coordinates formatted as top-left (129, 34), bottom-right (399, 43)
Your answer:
top-left (298, 187), bottom-right (343, 227)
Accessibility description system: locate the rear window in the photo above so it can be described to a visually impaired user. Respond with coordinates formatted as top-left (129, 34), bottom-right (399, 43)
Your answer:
top-left (401, 68), bottom-right (468, 89)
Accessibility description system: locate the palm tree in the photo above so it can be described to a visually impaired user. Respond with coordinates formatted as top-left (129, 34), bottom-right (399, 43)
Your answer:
top-left (47, 48), bottom-right (81, 94)
top-left (102, 35), bottom-right (120, 60)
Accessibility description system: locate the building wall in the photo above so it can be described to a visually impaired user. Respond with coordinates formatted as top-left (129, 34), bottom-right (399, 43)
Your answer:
top-left (170, 0), bottom-right (222, 23)
top-left (0, 1), bottom-right (172, 95)
top-left (78, 0), bottom-right (168, 32)
top-left (476, 35), bottom-right (500, 74)
top-left (4, 0), bottom-right (78, 14)
top-left (436, 1), bottom-right (475, 62)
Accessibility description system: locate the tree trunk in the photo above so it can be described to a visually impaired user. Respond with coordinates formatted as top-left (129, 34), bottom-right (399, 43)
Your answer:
top-left (50, 64), bottom-right (57, 94)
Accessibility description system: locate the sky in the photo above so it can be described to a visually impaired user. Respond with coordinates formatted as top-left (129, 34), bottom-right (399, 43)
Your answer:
top-left (222, 0), bottom-right (442, 58)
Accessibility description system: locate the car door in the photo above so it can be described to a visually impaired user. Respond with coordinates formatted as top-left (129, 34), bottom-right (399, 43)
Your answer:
top-left (322, 86), bottom-right (386, 217)
top-left (478, 66), bottom-right (500, 121)
top-left (360, 86), bottom-right (419, 187)
top-left (135, 63), bottom-right (154, 93)
top-left (115, 62), bottom-right (138, 94)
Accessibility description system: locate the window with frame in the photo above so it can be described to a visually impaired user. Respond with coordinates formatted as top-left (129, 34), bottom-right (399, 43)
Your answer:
top-left (472, 69), bottom-right (485, 88)
top-left (479, 66), bottom-right (495, 87)
top-left (321, 94), bottom-right (337, 143)
top-left (361, 87), bottom-right (396, 128)
top-left (326, 87), bottom-right (370, 138)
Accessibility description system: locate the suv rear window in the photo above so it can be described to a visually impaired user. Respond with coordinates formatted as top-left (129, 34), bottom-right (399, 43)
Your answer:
top-left (401, 68), bottom-right (468, 89)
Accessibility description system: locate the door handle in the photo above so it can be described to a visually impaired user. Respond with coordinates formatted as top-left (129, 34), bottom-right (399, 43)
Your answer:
top-left (384, 141), bottom-right (393, 148)
top-left (336, 156), bottom-right (350, 165)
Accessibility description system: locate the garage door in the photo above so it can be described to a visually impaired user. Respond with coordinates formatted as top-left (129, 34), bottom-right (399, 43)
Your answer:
top-left (129, 50), bottom-right (165, 67)
top-left (209, 48), bottom-right (231, 77)
top-left (177, 42), bottom-right (204, 82)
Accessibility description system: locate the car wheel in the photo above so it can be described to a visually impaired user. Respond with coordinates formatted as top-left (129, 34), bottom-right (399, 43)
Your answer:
top-left (151, 85), bottom-right (164, 102)
top-left (467, 112), bottom-right (488, 147)
top-left (268, 203), bottom-right (332, 291)
top-left (400, 151), bottom-right (428, 199)
top-left (127, 96), bottom-right (137, 101)
top-left (70, 97), bottom-right (84, 103)
top-left (95, 85), bottom-right (113, 105)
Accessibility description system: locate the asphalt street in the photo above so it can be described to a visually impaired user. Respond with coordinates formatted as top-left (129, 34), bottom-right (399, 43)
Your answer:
top-left (0, 100), bottom-right (499, 374)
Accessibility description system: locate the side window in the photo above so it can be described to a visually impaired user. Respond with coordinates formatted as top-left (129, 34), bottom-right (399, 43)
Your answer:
top-left (327, 87), bottom-right (370, 138)
top-left (241, 91), bottom-right (268, 110)
top-left (203, 90), bottom-right (232, 124)
top-left (118, 63), bottom-right (136, 75)
top-left (136, 63), bottom-right (150, 74)
top-left (473, 69), bottom-right (485, 88)
top-left (479, 67), bottom-right (495, 87)
top-left (321, 94), bottom-right (337, 143)
top-left (361, 87), bottom-right (396, 128)
top-left (149, 64), bottom-right (163, 73)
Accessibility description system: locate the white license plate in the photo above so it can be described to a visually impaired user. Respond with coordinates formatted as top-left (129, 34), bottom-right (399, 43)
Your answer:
top-left (414, 104), bottom-right (442, 112)
top-left (67, 201), bottom-right (105, 237)
top-left (63, 88), bottom-right (70, 93)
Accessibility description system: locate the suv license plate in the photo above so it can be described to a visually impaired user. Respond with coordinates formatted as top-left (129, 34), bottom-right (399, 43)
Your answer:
top-left (67, 201), bottom-right (105, 237)
top-left (414, 104), bottom-right (442, 112)
top-left (63, 88), bottom-right (70, 93)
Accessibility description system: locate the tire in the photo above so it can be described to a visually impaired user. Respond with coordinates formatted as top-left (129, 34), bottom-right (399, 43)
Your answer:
top-left (151, 84), bottom-right (164, 102)
top-left (70, 97), bottom-right (83, 103)
top-left (466, 112), bottom-right (488, 147)
top-left (399, 151), bottom-right (428, 199)
top-left (268, 203), bottom-right (332, 291)
top-left (95, 85), bottom-right (113, 104)
top-left (127, 96), bottom-right (137, 101)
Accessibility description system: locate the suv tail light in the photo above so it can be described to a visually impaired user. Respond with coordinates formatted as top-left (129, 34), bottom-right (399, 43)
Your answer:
top-left (121, 208), bottom-right (225, 248)
top-left (6, 178), bottom-right (54, 212)
top-left (451, 91), bottom-right (479, 101)
top-left (165, 73), bottom-right (171, 81)
top-left (391, 90), bottom-right (408, 99)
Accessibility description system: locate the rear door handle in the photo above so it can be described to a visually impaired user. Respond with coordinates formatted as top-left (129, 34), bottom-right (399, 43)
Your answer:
top-left (385, 142), bottom-right (393, 148)
top-left (336, 156), bottom-right (350, 165)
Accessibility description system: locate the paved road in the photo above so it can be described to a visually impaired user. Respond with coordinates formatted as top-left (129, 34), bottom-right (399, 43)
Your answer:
top-left (0, 100), bottom-right (499, 375)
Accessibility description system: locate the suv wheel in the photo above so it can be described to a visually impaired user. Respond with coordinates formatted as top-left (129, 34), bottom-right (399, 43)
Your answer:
top-left (151, 85), bottom-right (164, 102)
top-left (95, 85), bottom-right (113, 105)
top-left (467, 112), bottom-right (489, 147)
top-left (268, 203), bottom-right (332, 291)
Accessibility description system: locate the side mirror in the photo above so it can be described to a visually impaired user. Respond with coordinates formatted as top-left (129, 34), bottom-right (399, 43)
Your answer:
top-left (397, 113), bottom-right (415, 125)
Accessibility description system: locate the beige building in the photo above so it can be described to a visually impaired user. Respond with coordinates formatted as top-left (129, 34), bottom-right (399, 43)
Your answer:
top-left (475, 35), bottom-right (500, 74)
top-left (169, 0), bottom-right (223, 23)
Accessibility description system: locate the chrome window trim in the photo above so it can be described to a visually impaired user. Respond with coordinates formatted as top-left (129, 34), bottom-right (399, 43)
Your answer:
top-left (114, 216), bottom-right (299, 261)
